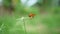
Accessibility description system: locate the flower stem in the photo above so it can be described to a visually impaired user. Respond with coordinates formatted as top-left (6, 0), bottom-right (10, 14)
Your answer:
top-left (23, 19), bottom-right (27, 34)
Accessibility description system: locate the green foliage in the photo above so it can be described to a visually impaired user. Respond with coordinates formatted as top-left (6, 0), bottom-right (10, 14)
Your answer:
top-left (0, 0), bottom-right (60, 34)
top-left (3, 0), bottom-right (12, 8)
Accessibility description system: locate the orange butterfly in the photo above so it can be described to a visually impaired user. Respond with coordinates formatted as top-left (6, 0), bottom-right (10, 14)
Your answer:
top-left (29, 13), bottom-right (35, 18)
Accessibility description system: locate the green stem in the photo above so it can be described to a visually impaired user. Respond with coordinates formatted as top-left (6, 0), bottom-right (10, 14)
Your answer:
top-left (23, 19), bottom-right (27, 34)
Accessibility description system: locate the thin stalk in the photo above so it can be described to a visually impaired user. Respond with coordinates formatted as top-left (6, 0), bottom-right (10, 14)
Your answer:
top-left (23, 19), bottom-right (27, 34)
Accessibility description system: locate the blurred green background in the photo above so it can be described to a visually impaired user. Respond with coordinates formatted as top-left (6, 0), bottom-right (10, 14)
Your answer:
top-left (0, 0), bottom-right (60, 34)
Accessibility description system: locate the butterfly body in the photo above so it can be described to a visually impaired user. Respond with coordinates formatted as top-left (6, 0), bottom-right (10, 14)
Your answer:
top-left (29, 13), bottom-right (35, 18)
